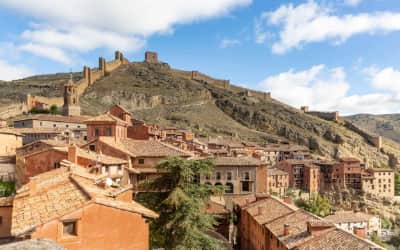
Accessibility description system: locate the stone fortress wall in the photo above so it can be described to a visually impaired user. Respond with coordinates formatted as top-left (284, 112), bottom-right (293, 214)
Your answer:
top-left (143, 51), bottom-right (271, 100)
top-left (27, 51), bottom-right (129, 110)
top-left (300, 106), bottom-right (382, 150)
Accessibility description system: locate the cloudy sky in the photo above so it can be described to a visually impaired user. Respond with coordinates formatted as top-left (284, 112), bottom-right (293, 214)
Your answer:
top-left (0, 0), bottom-right (399, 115)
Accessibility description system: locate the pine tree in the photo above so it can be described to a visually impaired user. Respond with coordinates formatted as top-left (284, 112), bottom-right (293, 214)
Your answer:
top-left (139, 157), bottom-right (223, 249)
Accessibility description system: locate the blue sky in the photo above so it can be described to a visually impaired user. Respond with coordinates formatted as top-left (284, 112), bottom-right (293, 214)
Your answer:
top-left (0, 0), bottom-right (399, 115)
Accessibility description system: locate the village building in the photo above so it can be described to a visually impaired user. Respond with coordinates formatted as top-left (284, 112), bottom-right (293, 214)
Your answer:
top-left (332, 157), bottom-right (363, 191)
top-left (85, 113), bottom-right (128, 142)
top-left (0, 197), bottom-right (13, 239)
top-left (13, 114), bottom-right (88, 130)
top-left (15, 143), bottom-right (127, 188)
top-left (267, 168), bottom-right (289, 196)
top-left (325, 211), bottom-right (381, 238)
top-left (277, 160), bottom-right (320, 193)
top-left (11, 167), bottom-right (158, 250)
top-left (62, 76), bottom-right (81, 117)
top-left (232, 194), bottom-right (383, 250)
top-left (200, 157), bottom-right (267, 196)
top-left (362, 168), bottom-right (395, 199)
top-left (0, 129), bottom-right (23, 157)
top-left (83, 136), bottom-right (192, 189)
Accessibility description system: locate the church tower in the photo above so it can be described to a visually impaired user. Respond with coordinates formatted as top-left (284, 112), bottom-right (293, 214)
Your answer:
top-left (62, 74), bottom-right (81, 116)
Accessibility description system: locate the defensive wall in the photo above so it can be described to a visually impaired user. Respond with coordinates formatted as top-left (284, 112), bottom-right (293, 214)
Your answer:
top-left (0, 103), bottom-right (28, 120)
top-left (344, 120), bottom-right (382, 150)
top-left (27, 51), bottom-right (128, 110)
top-left (169, 67), bottom-right (271, 100)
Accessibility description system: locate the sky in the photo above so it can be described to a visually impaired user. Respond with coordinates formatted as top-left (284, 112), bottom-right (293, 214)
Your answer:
top-left (0, 0), bottom-right (399, 115)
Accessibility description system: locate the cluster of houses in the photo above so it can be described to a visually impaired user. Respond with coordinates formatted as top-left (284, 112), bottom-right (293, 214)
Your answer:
top-left (0, 77), bottom-right (392, 249)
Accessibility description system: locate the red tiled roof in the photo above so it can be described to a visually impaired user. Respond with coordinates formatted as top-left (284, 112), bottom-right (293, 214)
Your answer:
top-left (84, 113), bottom-right (127, 125)
top-left (11, 167), bottom-right (158, 236)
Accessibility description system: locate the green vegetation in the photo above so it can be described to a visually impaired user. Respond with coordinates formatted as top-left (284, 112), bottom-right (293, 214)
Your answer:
top-left (295, 194), bottom-right (331, 217)
top-left (0, 181), bottom-right (15, 197)
top-left (136, 157), bottom-right (223, 250)
top-left (29, 105), bottom-right (60, 115)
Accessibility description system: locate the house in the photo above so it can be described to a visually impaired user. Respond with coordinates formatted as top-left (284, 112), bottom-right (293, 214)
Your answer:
top-left (13, 114), bottom-right (88, 130)
top-left (267, 168), bottom-right (289, 196)
top-left (85, 113), bottom-right (128, 142)
top-left (200, 157), bottom-right (268, 195)
top-left (16, 143), bottom-right (127, 188)
top-left (362, 168), bottom-right (395, 199)
top-left (232, 194), bottom-right (383, 250)
top-left (325, 211), bottom-right (381, 238)
top-left (0, 129), bottom-right (23, 157)
top-left (83, 136), bottom-right (192, 188)
top-left (11, 167), bottom-right (158, 250)
top-left (332, 157), bottom-right (363, 191)
top-left (277, 160), bottom-right (320, 193)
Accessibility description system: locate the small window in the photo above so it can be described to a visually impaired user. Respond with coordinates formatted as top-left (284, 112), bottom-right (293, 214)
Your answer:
top-left (216, 172), bottom-right (221, 180)
top-left (89, 145), bottom-right (96, 152)
top-left (0, 216), bottom-right (3, 225)
top-left (106, 128), bottom-right (112, 136)
top-left (138, 159), bottom-right (145, 164)
top-left (95, 129), bottom-right (100, 137)
top-left (53, 124), bottom-right (57, 128)
top-left (66, 125), bottom-right (69, 128)
top-left (63, 220), bottom-right (78, 237)
top-left (54, 162), bottom-right (61, 169)
top-left (227, 172), bottom-right (232, 180)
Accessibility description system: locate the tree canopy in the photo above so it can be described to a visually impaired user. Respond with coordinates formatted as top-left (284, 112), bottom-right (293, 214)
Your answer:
top-left (295, 194), bottom-right (331, 217)
top-left (137, 157), bottom-right (224, 250)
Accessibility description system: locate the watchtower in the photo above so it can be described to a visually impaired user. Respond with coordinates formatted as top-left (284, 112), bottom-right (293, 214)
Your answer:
top-left (62, 74), bottom-right (81, 116)
top-left (145, 51), bottom-right (158, 63)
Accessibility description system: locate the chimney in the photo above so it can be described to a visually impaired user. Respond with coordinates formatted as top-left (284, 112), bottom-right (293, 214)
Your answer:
top-left (258, 206), bottom-right (265, 216)
top-left (68, 145), bottom-right (78, 164)
top-left (283, 224), bottom-right (290, 236)
top-left (353, 227), bottom-right (366, 239)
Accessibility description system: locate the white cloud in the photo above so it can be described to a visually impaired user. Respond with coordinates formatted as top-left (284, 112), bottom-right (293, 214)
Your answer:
top-left (344, 0), bottom-right (363, 6)
top-left (0, 60), bottom-right (34, 81)
top-left (259, 65), bottom-right (400, 115)
top-left (19, 43), bottom-right (72, 65)
top-left (220, 38), bottom-right (241, 48)
top-left (366, 67), bottom-right (400, 93)
top-left (258, 1), bottom-right (400, 54)
top-left (0, 0), bottom-right (251, 64)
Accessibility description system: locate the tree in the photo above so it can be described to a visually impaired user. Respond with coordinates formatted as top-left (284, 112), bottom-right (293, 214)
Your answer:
top-left (395, 173), bottom-right (400, 196)
top-left (295, 194), bottom-right (331, 217)
top-left (49, 105), bottom-right (59, 115)
top-left (138, 157), bottom-right (223, 250)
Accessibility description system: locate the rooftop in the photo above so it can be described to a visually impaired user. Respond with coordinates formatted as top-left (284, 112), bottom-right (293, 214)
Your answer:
top-left (213, 156), bottom-right (264, 166)
top-left (325, 211), bottom-right (374, 224)
top-left (84, 113), bottom-right (127, 125)
top-left (11, 167), bottom-right (157, 236)
top-left (97, 137), bottom-right (192, 158)
top-left (14, 114), bottom-right (90, 124)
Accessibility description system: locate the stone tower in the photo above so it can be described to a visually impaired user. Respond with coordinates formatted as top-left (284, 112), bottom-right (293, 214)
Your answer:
top-left (62, 75), bottom-right (81, 116)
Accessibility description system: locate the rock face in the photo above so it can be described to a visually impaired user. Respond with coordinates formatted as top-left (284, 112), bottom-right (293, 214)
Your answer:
top-left (2, 61), bottom-right (400, 166)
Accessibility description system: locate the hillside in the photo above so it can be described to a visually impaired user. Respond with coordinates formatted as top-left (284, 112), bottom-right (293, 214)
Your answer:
top-left (346, 114), bottom-right (400, 143)
top-left (2, 60), bottom-right (400, 167)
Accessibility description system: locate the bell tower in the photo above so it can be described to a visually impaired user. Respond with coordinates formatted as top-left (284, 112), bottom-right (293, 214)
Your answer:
top-left (62, 74), bottom-right (81, 116)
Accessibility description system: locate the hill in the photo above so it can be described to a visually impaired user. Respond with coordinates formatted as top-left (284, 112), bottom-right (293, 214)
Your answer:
top-left (346, 114), bottom-right (400, 144)
top-left (1, 56), bottom-right (399, 167)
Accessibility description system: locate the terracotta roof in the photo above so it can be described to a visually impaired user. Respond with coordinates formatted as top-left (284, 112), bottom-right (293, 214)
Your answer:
top-left (14, 114), bottom-right (90, 124)
top-left (266, 210), bottom-right (329, 249)
top-left (112, 104), bottom-right (131, 114)
top-left (231, 193), bottom-right (270, 208)
top-left (268, 168), bottom-right (289, 176)
top-left (0, 239), bottom-right (65, 250)
top-left (297, 227), bottom-right (383, 250)
top-left (325, 211), bottom-right (374, 224)
top-left (85, 113), bottom-right (127, 125)
top-left (367, 168), bottom-right (394, 173)
top-left (340, 157), bottom-right (360, 162)
top-left (206, 200), bottom-right (228, 214)
top-left (245, 196), bottom-right (296, 225)
top-left (71, 147), bottom-right (127, 165)
top-left (98, 137), bottom-right (192, 158)
top-left (213, 156), bottom-right (264, 166)
top-left (12, 167), bottom-right (157, 236)
top-left (13, 127), bottom-right (65, 134)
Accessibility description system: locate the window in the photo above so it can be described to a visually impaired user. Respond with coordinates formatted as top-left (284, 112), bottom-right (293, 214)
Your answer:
top-left (225, 183), bottom-right (234, 194)
top-left (40, 122), bottom-right (42, 126)
top-left (63, 220), bottom-right (78, 237)
top-left (54, 162), bottom-right (61, 169)
top-left (216, 172), bottom-right (221, 180)
top-left (138, 159), bottom-right (145, 164)
top-left (89, 145), bottom-right (96, 152)
top-left (242, 182), bottom-right (250, 192)
top-left (106, 128), bottom-right (112, 136)
top-left (66, 125), bottom-right (69, 128)
top-left (0, 216), bottom-right (3, 225)
top-left (95, 129), bottom-right (100, 137)
top-left (227, 172), bottom-right (232, 180)
top-left (53, 124), bottom-right (57, 128)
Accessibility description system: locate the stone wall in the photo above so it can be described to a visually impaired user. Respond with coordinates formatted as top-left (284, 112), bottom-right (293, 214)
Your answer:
top-left (344, 120), bottom-right (382, 150)
top-left (0, 103), bottom-right (28, 119)
top-left (27, 50), bottom-right (127, 110)
top-left (305, 111), bottom-right (340, 122)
